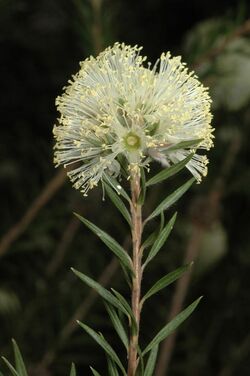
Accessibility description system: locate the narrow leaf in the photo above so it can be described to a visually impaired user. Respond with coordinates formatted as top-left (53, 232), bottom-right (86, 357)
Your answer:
top-left (146, 178), bottom-right (195, 222)
top-left (103, 175), bottom-right (131, 202)
top-left (142, 231), bottom-right (157, 250)
top-left (144, 345), bottom-right (159, 376)
top-left (142, 297), bottom-right (202, 355)
top-left (74, 213), bottom-right (132, 272)
top-left (12, 339), bottom-right (28, 376)
top-left (71, 268), bottom-right (128, 316)
top-left (105, 303), bottom-right (129, 350)
top-left (137, 345), bottom-right (145, 376)
top-left (160, 211), bottom-right (165, 232)
top-left (104, 182), bottom-right (131, 226)
top-left (142, 264), bottom-right (191, 303)
top-left (1, 357), bottom-right (18, 376)
top-left (120, 262), bottom-right (132, 288)
top-left (111, 288), bottom-right (137, 333)
top-left (90, 367), bottom-right (102, 376)
top-left (165, 139), bottom-right (203, 152)
top-left (69, 363), bottom-right (76, 376)
top-left (142, 212), bottom-right (165, 250)
top-left (78, 322), bottom-right (126, 376)
top-left (146, 153), bottom-right (194, 186)
top-left (143, 213), bottom-right (177, 268)
top-left (107, 358), bottom-right (119, 376)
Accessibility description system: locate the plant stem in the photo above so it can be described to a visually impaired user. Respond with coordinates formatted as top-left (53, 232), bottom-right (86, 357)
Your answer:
top-left (127, 173), bottom-right (143, 376)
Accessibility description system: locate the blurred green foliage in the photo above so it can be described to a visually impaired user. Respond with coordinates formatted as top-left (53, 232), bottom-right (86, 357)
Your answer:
top-left (1, 0), bottom-right (250, 375)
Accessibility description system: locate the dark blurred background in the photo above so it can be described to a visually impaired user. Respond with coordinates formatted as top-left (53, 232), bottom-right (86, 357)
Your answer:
top-left (1, 0), bottom-right (250, 375)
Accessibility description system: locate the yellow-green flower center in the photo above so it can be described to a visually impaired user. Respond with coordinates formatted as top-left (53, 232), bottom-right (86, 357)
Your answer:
top-left (124, 132), bottom-right (141, 151)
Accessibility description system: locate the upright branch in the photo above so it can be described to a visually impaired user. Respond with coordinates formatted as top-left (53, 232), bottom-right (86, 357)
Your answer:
top-left (127, 173), bottom-right (143, 376)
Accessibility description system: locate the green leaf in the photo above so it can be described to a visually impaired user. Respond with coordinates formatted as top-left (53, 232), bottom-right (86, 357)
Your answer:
top-left (1, 357), bottom-right (18, 376)
top-left (146, 178), bottom-right (195, 222)
top-left (120, 263), bottom-right (132, 288)
top-left (142, 230), bottom-right (158, 250)
top-left (143, 213), bottom-right (177, 267)
top-left (111, 289), bottom-right (133, 316)
top-left (142, 212), bottom-right (165, 251)
top-left (144, 345), bottom-right (159, 376)
top-left (111, 288), bottom-right (137, 333)
top-left (159, 211), bottom-right (165, 232)
top-left (71, 268), bottom-right (128, 316)
top-left (107, 358), bottom-right (119, 376)
top-left (142, 264), bottom-right (191, 303)
top-left (12, 339), bottom-right (28, 376)
top-left (90, 366), bottom-right (102, 376)
top-left (146, 153), bottom-right (194, 186)
top-left (74, 213), bottom-right (132, 273)
top-left (78, 322), bottom-right (126, 376)
top-left (165, 139), bottom-right (203, 152)
top-left (103, 175), bottom-right (131, 202)
top-left (138, 167), bottom-right (146, 205)
top-left (142, 297), bottom-right (202, 355)
top-left (104, 182), bottom-right (131, 226)
top-left (70, 363), bottom-right (76, 376)
top-left (137, 345), bottom-right (145, 376)
top-left (105, 303), bottom-right (129, 350)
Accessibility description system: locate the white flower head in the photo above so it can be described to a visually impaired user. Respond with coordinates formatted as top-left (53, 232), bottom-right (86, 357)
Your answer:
top-left (53, 43), bottom-right (214, 195)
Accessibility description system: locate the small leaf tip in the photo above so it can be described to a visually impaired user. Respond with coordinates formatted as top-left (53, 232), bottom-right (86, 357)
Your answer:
top-left (197, 296), bottom-right (204, 304)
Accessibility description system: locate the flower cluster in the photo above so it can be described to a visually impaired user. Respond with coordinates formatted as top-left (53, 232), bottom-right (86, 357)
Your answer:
top-left (53, 43), bottom-right (213, 195)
